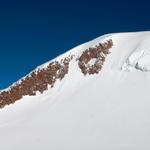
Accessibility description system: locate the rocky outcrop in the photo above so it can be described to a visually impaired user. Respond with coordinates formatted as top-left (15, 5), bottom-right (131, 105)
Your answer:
top-left (0, 39), bottom-right (113, 108)
top-left (0, 55), bottom-right (74, 108)
top-left (78, 39), bottom-right (113, 75)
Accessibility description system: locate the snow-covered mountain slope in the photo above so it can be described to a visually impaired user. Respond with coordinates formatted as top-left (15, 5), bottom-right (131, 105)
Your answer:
top-left (0, 31), bottom-right (150, 150)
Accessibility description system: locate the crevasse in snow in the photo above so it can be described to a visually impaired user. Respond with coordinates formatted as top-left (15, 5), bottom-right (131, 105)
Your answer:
top-left (122, 36), bottom-right (150, 71)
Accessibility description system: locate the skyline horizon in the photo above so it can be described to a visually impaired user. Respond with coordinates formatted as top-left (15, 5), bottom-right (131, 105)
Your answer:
top-left (0, 0), bottom-right (150, 89)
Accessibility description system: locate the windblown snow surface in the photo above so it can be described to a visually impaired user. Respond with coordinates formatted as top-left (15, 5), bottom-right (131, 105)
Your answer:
top-left (1, 31), bottom-right (150, 150)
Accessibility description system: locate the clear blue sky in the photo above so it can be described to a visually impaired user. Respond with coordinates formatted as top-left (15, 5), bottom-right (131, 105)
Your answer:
top-left (0, 0), bottom-right (150, 89)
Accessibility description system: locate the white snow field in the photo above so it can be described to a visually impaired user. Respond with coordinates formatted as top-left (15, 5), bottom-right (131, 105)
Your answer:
top-left (0, 31), bottom-right (150, 149)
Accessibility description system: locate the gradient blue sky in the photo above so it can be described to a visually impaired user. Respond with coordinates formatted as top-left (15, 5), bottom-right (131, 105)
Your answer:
top-left (0, 0), bottom-right (150, 89)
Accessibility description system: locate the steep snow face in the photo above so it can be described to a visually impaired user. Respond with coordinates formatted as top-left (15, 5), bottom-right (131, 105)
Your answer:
top-left (0, 32), bottom-right (150, 150)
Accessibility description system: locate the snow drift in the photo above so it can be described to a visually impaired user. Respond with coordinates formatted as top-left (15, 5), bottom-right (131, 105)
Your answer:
top-left (0, 31), bottom-right (150, 150)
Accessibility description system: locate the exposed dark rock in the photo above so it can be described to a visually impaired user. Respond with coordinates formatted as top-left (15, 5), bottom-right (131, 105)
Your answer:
top-left (78, 39), bottom-right (113, 75)
top-left (0, 39), bottom-right (113, 109)
top-left (0, 55), bottom-right (74, 108)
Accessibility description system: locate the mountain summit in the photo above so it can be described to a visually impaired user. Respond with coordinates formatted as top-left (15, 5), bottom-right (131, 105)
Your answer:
top-left (0, 32), bottom-right (150, 149)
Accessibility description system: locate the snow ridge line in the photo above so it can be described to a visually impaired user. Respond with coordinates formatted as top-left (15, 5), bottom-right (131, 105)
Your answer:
top-left (0, 39), bottom-right (113, 108)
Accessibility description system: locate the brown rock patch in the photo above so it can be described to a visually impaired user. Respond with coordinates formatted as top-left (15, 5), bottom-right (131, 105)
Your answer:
top-left (0, 55), bottom-right (74, 108)
top-left (0, 39), bottom-right (113, 109)
top-left (78, 39), bottom-right (113, 75)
